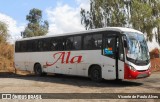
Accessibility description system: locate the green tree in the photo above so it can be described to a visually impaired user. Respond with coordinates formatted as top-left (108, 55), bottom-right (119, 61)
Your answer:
top-left (130, 0), bottom-right (156, 41)
top-left (80, 0), bottom-right (127, 30)
top-left (129, 0), bottom-right (160, 42)
top-left (149, 0), bottom-right (160, 43)
top-left (80, 0), bottom-right (160, 43)
top-left (0, 21), bottom-right (8, 43)
top-left (22, 8), bottom-right (49, 38)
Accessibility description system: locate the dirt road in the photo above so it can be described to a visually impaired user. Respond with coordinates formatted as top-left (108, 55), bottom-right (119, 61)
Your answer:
top-left (0, 71), bottom-right (159, 102)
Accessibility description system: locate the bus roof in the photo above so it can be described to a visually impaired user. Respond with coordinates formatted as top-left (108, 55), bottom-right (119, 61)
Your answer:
top-left (16, 27), bottom-right (143, 41)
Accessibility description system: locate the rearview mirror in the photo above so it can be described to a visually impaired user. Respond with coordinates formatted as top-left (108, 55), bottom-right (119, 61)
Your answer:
top-left (120, 54), bottom-right (124, 61)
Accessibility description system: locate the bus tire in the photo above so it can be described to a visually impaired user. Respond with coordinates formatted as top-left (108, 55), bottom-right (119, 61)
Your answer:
top-left (34, 64), bottom-right (43, 76)
top-left (90, 66), bottom-right (102, 82)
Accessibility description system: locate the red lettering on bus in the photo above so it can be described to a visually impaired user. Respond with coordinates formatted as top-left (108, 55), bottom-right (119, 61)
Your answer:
top-left (70, 56), bottom-right (82, 63)
top-left (46, 52), bottom-right (82, 67)
top-left (66, 52), bottom-right (71, 63)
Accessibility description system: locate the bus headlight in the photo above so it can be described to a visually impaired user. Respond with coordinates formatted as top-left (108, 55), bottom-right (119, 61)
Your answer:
top-left (129, 65), bottom-right (136, 71)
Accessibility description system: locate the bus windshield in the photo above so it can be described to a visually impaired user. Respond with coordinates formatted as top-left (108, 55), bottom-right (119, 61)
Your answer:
top-left (125, 32), bottom-right (150, 65)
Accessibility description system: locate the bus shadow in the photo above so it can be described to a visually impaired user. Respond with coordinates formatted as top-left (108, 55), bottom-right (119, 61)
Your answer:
top-left (0, 72), bottom-right (17, 77)
top-left (0, 72), bottom-right (143, 87)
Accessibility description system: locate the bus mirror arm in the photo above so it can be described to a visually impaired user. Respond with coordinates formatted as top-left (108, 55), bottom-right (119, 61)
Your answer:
top-left (124, 40), bottom-right (127, 48)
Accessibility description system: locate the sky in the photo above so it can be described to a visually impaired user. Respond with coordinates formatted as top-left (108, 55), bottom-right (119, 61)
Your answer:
top-left (0, 0), bottom-right (159, 50)
top-left (0, 0), bottom-right (90, 43)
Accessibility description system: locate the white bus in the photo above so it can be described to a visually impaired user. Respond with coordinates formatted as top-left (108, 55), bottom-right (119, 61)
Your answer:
top-left (14, 27), bottom-right (151, 82)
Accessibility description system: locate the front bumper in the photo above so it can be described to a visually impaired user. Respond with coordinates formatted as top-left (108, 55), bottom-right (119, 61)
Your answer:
top-left (124, 64), bottom-right (151, 79)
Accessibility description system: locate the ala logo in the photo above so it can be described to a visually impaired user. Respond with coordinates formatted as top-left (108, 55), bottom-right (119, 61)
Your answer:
top-left (46, 51), bottom-right (83, 67)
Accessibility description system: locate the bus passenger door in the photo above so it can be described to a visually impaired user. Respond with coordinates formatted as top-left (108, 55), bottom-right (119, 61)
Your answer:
top-left (102, 33), bottom-right (118, 79)
top-left (117, 37), bottom-right (125, 79)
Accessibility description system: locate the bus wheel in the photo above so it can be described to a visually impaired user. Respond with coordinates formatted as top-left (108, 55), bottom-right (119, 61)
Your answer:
top-left (90, 66), bottom-right (102, 82)
top-left (34, 64), bottom-right (43, 76)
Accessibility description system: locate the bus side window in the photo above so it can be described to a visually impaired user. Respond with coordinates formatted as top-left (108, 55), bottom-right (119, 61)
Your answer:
top-left (93, 34), bottom-right (102, 49)
top-left (20, 41), bottom-right (27, 52)
top-left (42, 38), bottom-right (50, 51)
top-left (66, 36), bottom-right (74, 50)
top-left (84, 34), bottom-right (96, 50)
top-left (32, 40), bottom-right (38, 52)
top-left (50, 38), bottom-right (57, 51)
top-left (15, 42), bottom-right (20, 52)
top-left (37, 40), bottom-right (43, 51)
top-left (83, 34), bottom-right (102, 50)
top-left (73, 36), bottom-right (82, 50)
top-left (27, 40), bottom-right (32, 52)
top-left (55, 38), bottom-right (65, 51)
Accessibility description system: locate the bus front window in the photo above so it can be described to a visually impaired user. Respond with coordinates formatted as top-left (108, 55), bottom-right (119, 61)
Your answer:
top-left (125, 32), bottom-right (150, 65)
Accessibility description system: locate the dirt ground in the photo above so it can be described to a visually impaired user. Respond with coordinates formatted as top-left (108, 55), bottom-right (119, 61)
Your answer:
top-left (0, 70), bottom-right (159, 102)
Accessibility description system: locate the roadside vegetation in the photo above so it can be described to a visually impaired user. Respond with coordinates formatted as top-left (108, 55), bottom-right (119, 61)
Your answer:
top-left (0, 8), bottom-right (49, 72)
top-left (150, 48), bottom-right (160, 72)
top-left (0, 21), bottom-right (13, 72)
